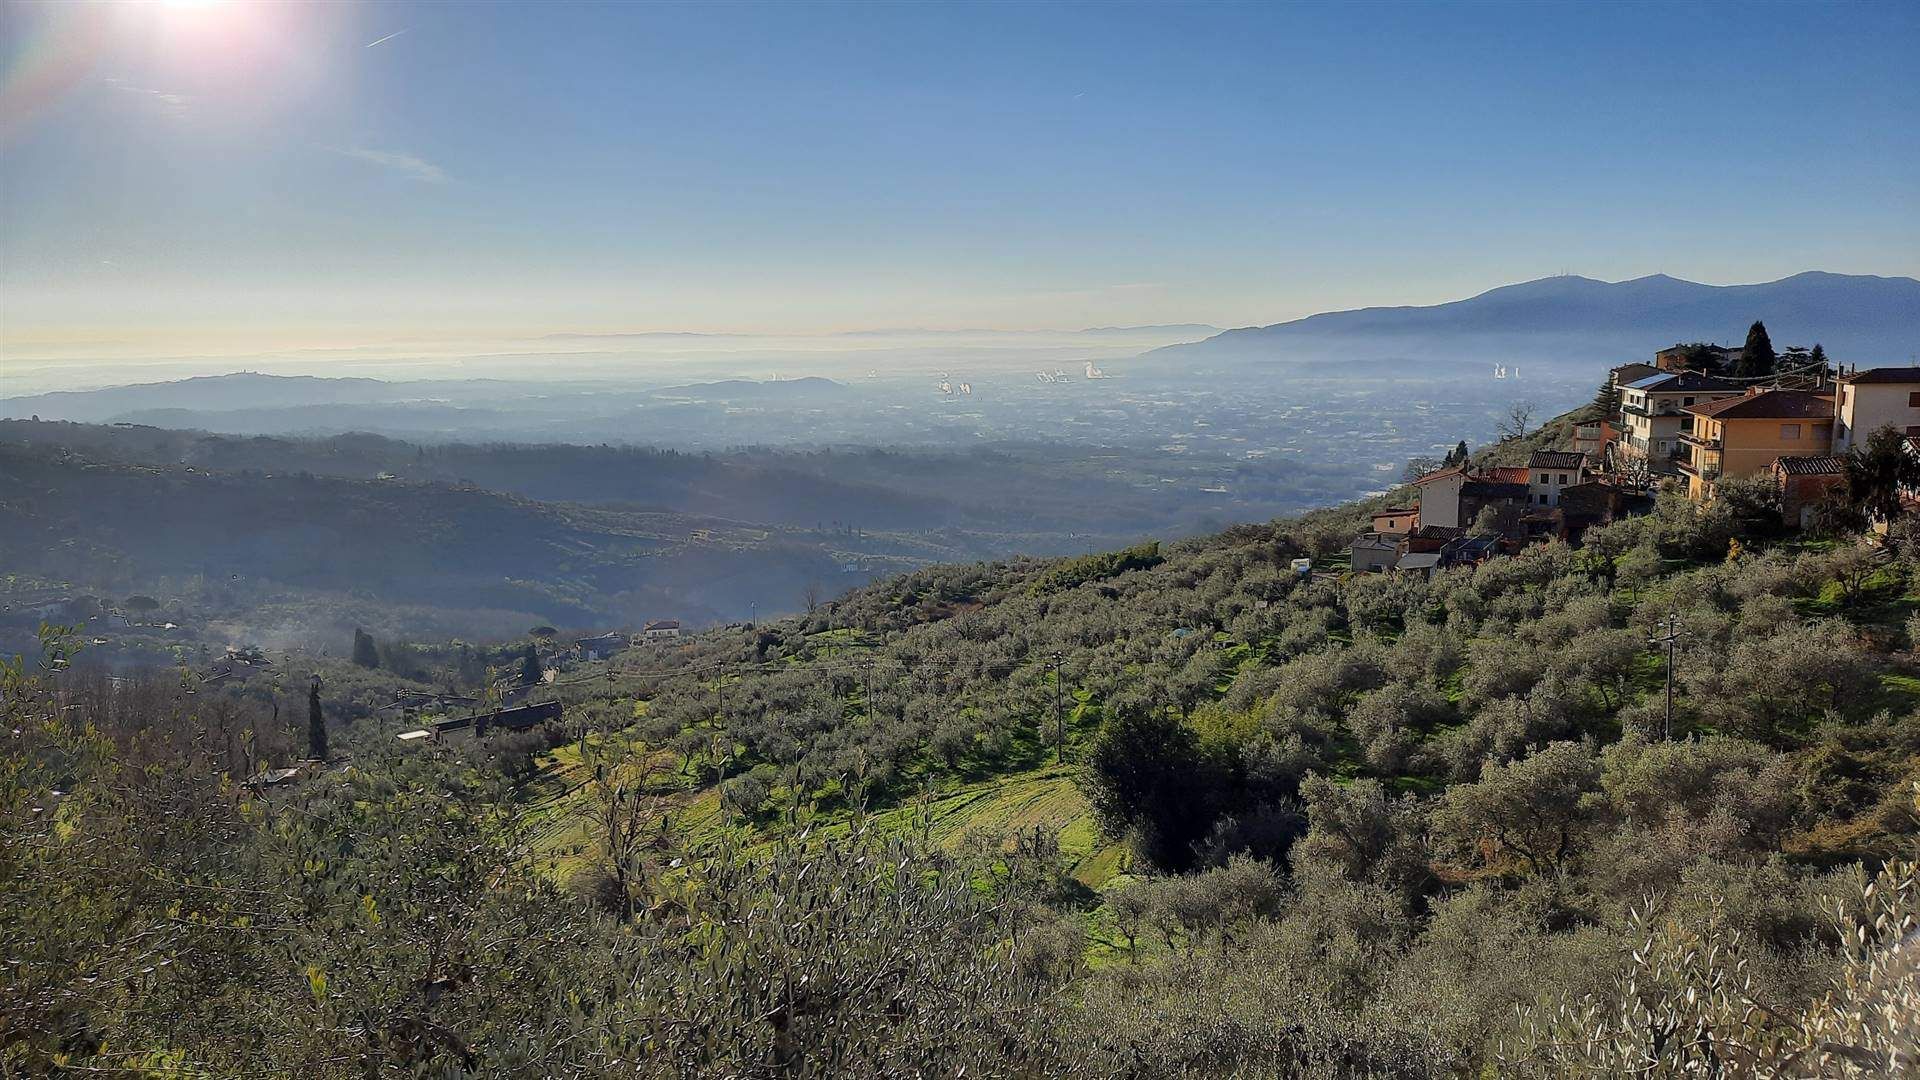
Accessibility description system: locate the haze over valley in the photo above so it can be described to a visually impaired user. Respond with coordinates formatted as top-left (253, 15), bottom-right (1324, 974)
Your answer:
top-left (13, 269), bottom-right (1912, 652)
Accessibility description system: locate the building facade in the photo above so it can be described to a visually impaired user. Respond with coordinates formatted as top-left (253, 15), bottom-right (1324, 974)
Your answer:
top-left (1526, 450), bottom-right (1589, 508)
top-left (1371, 507), bottom-right (1418, 536)
top-left (1771, 456), bottom-right (1849, 529)
top-left (1679, 389), bottom-right (1835, 501)
top-left (1617, 372), bottom-right (1745, 474)
top-left (1411, 467), bottom-right (1528, 530)
top-left (1832, 367), bottom-right (1920, 453)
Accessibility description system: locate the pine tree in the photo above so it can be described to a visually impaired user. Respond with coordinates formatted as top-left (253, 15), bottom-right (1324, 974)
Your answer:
top-left (351, 628), bottom-right (380, 669)
top-left (519, 644), bottom-right (543, 685)
top-left (307, 675), bottom-right (328, 761)
top-left (1592, 378), bottom-right (1620, 419)
top-left (1736, 321), bottom-right (1775, 379)
top-left (1810, 343), bottom-right (1828, 372)
top-left (1448, 440), bottom-right (1470, 466)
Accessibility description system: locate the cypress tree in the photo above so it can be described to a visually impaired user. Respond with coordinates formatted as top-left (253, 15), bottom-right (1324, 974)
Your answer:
top-left (519, 644), bottom-right (543, 685)
top-left (1737, 321), bottom-right (1776, 379)
top-left (307, 675), bottom-right (328, 761)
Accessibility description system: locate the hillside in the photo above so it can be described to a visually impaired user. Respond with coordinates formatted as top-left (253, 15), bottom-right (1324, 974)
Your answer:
top-left (14, 389), bottom-right (1920, 1076)
top-left (1151, 271), bottom-right (1920, 369)
top-left (0, 444), bottom-right (952, 644)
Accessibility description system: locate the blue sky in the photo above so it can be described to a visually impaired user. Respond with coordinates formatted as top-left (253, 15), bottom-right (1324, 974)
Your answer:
top-left (3, 0), bottom-right (1915, 352)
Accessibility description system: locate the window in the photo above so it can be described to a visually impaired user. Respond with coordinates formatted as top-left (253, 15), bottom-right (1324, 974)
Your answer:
top-left (1557, 473), bottom-right (1568, 485)
top-left (1908, 391), bottom-right (1920, 407)
top-left (1780, 424), bottom-right (1801, 440)
top-left (1683, 397), bottom-right (1694, 406)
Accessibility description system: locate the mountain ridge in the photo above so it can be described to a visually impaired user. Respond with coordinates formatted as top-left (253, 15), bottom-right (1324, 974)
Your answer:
top-left (1151, 270), bottom-right (1920, 367)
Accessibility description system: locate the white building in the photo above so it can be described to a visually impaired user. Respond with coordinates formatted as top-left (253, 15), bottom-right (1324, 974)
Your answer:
top-left (1833, 367), bottom-right (1920, 453)
top-left (1526, 450), bottom-right (1589, 509)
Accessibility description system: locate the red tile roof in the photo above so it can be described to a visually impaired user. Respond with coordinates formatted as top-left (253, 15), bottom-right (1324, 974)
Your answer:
top-left (1684, 389), bottom-right (1833, 420)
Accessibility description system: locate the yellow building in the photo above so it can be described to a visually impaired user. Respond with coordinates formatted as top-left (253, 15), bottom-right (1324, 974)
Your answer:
top-left (1678, 389), bottom-right (1835, 501)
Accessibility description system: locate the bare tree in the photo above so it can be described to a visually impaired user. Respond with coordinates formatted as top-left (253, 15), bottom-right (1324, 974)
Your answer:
top-left (1498, 400), bottom-right (1536, 441)
top-left (802, 581), bottom-right (823, 614)
top-left (587, 739), bottom-right (674, 920)
top-left (1402, 456), bottom-right (1444, 483)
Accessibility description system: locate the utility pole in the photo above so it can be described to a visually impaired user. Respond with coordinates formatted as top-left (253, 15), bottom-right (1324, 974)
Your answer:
top-left (1050, 651), bottom-right (1065, 765)
top-left (1648, 613), bottom-right (1684, 740)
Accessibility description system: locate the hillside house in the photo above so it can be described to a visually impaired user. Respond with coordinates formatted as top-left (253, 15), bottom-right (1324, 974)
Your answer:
top-left (1411, 467), bottom-right (1529, 530)
top-left (1679, 388), bottom-right (1835, 501)
top-left (1371, 507), bottom-right (1418, 536)
top-left (1572, 418), bottom-right (1615, 460)
top-left (576, 631), bottom-right (629, 660)
top-left (1385, 533), bottom-right (1500, 580)
top-left (1350, 532), bottom-right (1401, 572)
top-left (1617, 372), bottom-right (1745, 474)
top-left (1832, 366), bottom-right (1920, 453)
top-left (418, 699), bottom-right (565, 741)
top-left (1610, 361), bottom-right (1660, 387)
top-left (1524, 479), bottom-right (1648, 543)
top-left (1393, 552), bottom-right (1442, 579)
top-left (1771, 455), bottom-right (1849, 529)
top-left (1526, 450), bottom-right (1589, 509)
top-left (642, 619), bottom-right (682, 641)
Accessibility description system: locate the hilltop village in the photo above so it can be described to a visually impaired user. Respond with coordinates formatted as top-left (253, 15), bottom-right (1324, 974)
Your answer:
top-left (1348, 335), bottom-right (1915, 576)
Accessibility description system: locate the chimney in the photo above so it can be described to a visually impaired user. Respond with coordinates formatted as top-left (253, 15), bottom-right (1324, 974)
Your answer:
top-left (1746, 385), bottom-right (1763, 397)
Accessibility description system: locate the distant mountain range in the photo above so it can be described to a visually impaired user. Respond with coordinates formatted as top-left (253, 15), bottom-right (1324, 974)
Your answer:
top-left (0, 372), bottom-right (844, 426)
top-left (1150, 271), bottom-right (1919, 369)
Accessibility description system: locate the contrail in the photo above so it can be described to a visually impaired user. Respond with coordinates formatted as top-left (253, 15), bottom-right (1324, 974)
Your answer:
top-left (364, 29), bottom-right (407, 48)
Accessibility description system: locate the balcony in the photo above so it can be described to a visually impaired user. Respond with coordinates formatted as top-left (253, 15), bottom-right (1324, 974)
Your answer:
top-left (1674, 448), bottom-right (1721, 480)
top-left (1622, 401), bottom-right (1686, 420)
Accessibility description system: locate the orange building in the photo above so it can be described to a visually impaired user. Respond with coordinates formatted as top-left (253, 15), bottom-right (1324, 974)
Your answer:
top-left (1678, 389), bottom-right (1834, 501)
